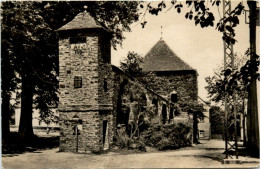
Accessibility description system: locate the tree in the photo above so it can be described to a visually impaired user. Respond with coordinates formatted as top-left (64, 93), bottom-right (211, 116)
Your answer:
top-left (205, 49), bottom-right (259, 145)
top-left (205, 49), bottom-right (259, 109)
top-left (120, 51), bottom-right (144, 77)
top-left (209, 106), bottom-right (225, 135)
top-left (205, 52), bottom-right (249, 105)
top-left (1, 1), bottom-right (140, 140)
top-left (1, 35), bottom-right (19, 141)
top-left (1, 1), bottom-right (59, 139)
top-left (120, 51), bottom-right (173, 95)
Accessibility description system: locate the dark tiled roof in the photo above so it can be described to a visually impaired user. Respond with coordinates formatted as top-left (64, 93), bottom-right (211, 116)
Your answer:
top-left (141, 39), bottom-right (195, 72)
top-left (58, 11), bottom-right (103, 31)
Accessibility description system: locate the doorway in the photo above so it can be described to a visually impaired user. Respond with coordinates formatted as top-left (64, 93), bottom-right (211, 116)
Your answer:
top-left (103, 120), bottom-right (109, 150)
top-left (162, 104), bottom-right (167, 124)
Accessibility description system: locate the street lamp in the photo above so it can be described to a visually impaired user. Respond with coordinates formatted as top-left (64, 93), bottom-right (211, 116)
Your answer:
top-left (72, 115), bottom-right (81, 152)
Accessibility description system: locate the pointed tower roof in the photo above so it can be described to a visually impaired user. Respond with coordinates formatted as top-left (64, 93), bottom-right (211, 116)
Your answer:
top-left (58, 11), bottom-right (104, 31)
top-left (141, 39), bottom-right (195, 72)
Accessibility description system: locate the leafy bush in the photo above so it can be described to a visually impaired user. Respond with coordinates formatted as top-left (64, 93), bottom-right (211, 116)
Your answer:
top-left (140, 123), bottom-right (192, 150)
top-left (114, 122), bottom-right (192, 152)
top-left (114, 125), bottom-right (145, 151)
top-left (114, 126), bottom-right (132, 148)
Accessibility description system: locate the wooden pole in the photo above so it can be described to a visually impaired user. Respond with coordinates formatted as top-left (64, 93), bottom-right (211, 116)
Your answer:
top-left (76, 125), bottom-right (78, 152)
top-left (247, 1), bottom-right (259, 157)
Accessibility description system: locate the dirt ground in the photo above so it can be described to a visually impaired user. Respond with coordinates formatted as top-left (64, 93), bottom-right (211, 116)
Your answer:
top-left (2, 138), bottom-right (260, 168)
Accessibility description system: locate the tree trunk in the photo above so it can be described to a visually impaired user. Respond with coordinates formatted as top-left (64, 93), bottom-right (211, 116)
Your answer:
top-left (18, 74), bottom-right (35, 139)
top-left (2, 90), bottom-right (11, 142)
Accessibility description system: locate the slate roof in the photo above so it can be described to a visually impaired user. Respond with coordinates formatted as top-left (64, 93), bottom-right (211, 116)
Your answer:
top-left (141, 39), bottom-right (195, 72)
top-left (58, 11), bottom-right (103, 31)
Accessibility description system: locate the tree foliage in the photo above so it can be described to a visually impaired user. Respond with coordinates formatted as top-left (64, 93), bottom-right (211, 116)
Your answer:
top-left (120, 52), bottom-right (144, 77)
top-left (139, 0), bottom-right (244, 45)
top-left (205, 49), bottom-right (259, 105)
top-left (209, 106), bottom-right (225, 135)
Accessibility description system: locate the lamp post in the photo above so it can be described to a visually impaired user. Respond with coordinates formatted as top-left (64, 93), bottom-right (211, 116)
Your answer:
top-left (72, 115), bottom-right (80, 152)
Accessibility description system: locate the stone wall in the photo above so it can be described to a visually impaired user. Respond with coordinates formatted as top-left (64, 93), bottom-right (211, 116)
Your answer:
top-left (59, 111), bottom-right (113, 152)
top-left (58, 30), bottom-right (113, 153)
top-left (59, 35), bottom-right (99, 107)
top-left (152, 71), bottom-right (198, 106)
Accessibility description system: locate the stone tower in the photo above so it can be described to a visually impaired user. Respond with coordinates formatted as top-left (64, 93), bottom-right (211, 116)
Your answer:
top-left (57, 11), bottom-right (113, 153)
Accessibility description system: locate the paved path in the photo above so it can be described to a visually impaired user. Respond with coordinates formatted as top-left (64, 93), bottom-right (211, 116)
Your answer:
top-left (2, 140), bottom-right (260, 168)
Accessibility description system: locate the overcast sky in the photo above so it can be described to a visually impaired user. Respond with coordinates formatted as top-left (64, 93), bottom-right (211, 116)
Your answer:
top-left (111, 1), bottom-right (258, 102)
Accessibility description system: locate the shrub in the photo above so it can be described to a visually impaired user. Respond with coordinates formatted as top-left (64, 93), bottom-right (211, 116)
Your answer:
top-left (114, 126), bottom-right (132, 148)
top-left (114, 125), bottom-right (145, 151)
top-left (140, 123), bottom-right (192, 150)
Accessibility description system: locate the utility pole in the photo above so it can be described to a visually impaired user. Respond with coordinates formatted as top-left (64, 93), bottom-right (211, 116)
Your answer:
top-left (247, 0), bottom-right (259, 157)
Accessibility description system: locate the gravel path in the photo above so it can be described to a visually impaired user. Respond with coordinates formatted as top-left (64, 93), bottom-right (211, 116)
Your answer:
top-left (2, 140), bottom-right (260, 168)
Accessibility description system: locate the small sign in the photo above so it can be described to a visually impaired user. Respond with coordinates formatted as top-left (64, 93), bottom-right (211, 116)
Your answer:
top-left (77, 124), bottom-right (83, 131)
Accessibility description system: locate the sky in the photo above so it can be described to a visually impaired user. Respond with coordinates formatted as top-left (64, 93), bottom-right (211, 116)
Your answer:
top-left (111, 1), bottom-right (256, 102)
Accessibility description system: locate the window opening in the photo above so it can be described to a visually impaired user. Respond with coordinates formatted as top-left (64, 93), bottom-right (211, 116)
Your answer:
top-left (74, 76), bottom-right (82, 88)
top-left (162, 104), bottom-right (167, 124)
top-left (70, 36), bottom-right (86, 44)
top-left (171, 93), bottom-right (178, 103)
top-left (104, 78), bottom-right (108, 92)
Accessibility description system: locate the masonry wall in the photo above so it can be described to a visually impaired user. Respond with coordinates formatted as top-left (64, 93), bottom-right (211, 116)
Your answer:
top-left (59, 35), bottom-right (99, 107)
top-left (59, 111), bottom-right (113, 152)
top-left (97, 36), bottom-right (113, 105)
top-left (152, 71), bottom-right (198, 106)
top-left (58, 30), bottom-right (113, 153)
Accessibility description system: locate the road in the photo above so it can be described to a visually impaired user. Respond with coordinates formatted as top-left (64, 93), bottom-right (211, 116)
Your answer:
top-left (2, 139), bottom-right (260, 168)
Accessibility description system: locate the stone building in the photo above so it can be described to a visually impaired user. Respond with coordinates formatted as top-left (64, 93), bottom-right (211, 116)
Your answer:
top-left (141, 39), bottom-right (198, 107)
top-left (57, 11), bottom-right (197, 153)
top-left (57, 12), bottom-right (114, 152)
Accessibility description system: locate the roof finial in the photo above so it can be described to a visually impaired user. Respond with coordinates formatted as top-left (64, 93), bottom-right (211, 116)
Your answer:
top-left (160, 26), bottom-right (163, 40)
top-left (83, 5), bottom-right (88, 17)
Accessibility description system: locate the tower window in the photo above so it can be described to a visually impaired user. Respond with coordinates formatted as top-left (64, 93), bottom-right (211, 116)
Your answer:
top-left (74, 76), bottom-right (82, 88)
top-left (104, 78), bottom-right (108, 92)
top-left (171, 92), bottom-right (178, 103)
top-left (70, 36), bottom-right (86, 44)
